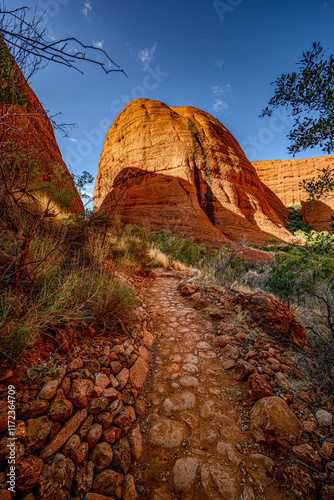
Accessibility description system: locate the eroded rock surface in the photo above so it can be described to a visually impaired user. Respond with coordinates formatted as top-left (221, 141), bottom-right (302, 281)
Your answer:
top-left (95, 98), bottom-right (291, 246)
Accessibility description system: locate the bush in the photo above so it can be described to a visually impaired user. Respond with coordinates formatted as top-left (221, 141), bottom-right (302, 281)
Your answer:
top-left (284, 207), bottom-right (311, 233)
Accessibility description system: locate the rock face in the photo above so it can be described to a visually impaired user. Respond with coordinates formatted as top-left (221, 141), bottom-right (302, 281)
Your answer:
top-left (253, 156), bottom-right (334, 232)
top-left (94, 98), bottom-right (291, 246)
top-left (253, 155), bottom-right (334, 207)
top-left (299, 199), bottom-right (334, 232)
top-left (0, 41), bottom-right (83, 215)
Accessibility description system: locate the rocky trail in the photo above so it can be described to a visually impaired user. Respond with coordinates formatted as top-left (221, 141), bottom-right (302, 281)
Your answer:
top-left (131, 272), bottom-right (293, 499)
top-left (0, 269), bottom-right (333, 500)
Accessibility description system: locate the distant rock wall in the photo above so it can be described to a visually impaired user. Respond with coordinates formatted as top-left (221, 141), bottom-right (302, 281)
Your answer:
top-left (94, 99), bottom-right (290, 246)
top-left (253, 156), bottom-right (334, 232)
top-left (252, 156), bottom-right (334, 207)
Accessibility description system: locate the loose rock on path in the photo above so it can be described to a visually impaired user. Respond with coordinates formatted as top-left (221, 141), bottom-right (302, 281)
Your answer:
top-left (131, 272), bottom-right (293, 499)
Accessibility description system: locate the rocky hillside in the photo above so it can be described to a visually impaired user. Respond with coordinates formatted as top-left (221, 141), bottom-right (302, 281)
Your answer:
top-left (0, 41), bottom-right (83, 215)
top-left (94, 99), bottom-right (291, 247)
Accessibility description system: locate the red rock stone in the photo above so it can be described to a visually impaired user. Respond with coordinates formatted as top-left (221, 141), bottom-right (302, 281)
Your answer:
top-left (85, 423), bottom-right (103, 448)
top-left (18, 399), bottom-right (49, 420)
top-left (233, 292), bottom-right (308, 349)
top-left (129, 356), bottom-right (149, 389)
top-left (25, 416), bottom-right (53, 453)
top-left (95, 99), bottom-right (291, 249)
top-left (37, 453), bottom-right (75, 500)
top-left (75, 460), bottom-right (94, 497)
top-left (247, 372), bottom-right (273, 401)
top-left (67, 379), bottom-right (94, 408)
top-left (292, 444), bottom-right (322, 470)
top-left (89, 442), bottom-right (113, 471)
top-left (92, 469), bottom-right (124, 499)
top-left (300, 199), bottom-right (334, 232)
top-left (16, 455), bottom-right (44, 493)
top-left (213, 335), bottom-right (232, 348)
top-left (284, 465), bottom-right (317, 499)
top-left (180, 282), bottom-right (199, 296)
top-left (113, 406), bottom-right (136, 433)
top-left (40, 409), bottom-right (87, 460)
top-left (48, 389), bottom-right (73, 421)
top-left (231, 359), bottom-right (254, 381)
top-left (319, 440), bottom-right (334, 461)
top-left (102, 426), bottom-right (122, 444)
top-left (253, 156), bottom-right (334, 207)
top-left (250, 396), bottom-right (303, 446)
top-left (71, 442), bottom-right (89, 465)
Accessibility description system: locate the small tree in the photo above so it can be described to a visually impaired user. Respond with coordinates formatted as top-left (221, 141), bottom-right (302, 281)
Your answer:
top-left (260, 42), bottom-right (334, 156)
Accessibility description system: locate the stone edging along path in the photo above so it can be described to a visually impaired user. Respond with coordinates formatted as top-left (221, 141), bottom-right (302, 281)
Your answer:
top-left (0, 268), bottom-right (333, 499)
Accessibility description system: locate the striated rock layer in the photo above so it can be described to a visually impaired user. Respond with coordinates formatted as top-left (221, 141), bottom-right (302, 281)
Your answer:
top-left (94, 99), bottom-right (290, 246)
top-left (252, 156), bottom-right (334, 207)
top-left (253, 156), bottom-right (334, 232)
top-left (0, 41), bottom-right (83, 215)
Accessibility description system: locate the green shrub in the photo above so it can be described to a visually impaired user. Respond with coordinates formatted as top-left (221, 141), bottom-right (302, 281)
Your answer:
top-left (284, 207), bottom-right (311, 233)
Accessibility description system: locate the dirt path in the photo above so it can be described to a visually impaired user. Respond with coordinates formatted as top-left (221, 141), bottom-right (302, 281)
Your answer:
top-left (131, 272), bottom-right (292, 500)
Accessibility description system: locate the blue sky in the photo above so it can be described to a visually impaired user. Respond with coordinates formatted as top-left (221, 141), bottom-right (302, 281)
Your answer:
top-left (8, 0), bottom-right (334, 195)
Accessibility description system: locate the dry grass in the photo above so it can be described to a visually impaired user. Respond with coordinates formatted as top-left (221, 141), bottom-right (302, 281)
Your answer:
top-left (148, 247), bottom-right (170, 268)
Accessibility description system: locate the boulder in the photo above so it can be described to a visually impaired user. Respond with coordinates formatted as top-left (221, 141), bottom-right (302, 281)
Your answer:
top-left (250, 396), bottom-right (303, 446)
top-left (233, 292), bottom-right (308, 349)
top-left (247, 372), bottom-right (273, 400)
top-left (300, 199), bottom-right (334, 232)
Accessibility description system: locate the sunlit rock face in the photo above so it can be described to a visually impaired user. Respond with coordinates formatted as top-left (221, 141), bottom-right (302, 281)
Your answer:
top-left (253, 156), bottom-right (334, 232)
top-left (0, 40), bottom-right (83, 215)
top-left (94, 98), bottom-right (290, 246)
top-left (253, 156), bottom-right (334, 207)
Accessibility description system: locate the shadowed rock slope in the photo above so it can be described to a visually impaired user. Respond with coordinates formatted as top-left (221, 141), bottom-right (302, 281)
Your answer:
top-left (94, 99), bottom-right (290, 246)
top-left (0, 40), bottom-right (83, 215)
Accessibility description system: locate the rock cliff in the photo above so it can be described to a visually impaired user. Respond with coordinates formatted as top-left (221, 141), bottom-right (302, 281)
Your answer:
top-left (94, 99), bottom-right (290, 246)
top-left (253, 156), bottom-right (334, 232)
top-left (0, 41), bottom-right (83, 215)
top-left (252, 156), bottom-right (334, 207)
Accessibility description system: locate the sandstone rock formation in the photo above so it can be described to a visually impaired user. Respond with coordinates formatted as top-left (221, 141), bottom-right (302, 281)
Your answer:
top-left (94, 98), bottom-right (291, 246)
top-left (253, 155), bottom-right (334, 207)
top-left (0, 41), bottom-right (83, 215)
top-left (299, 199), bottom-right (334, 232)
top-left (253, 156), bottom-right (334, 232)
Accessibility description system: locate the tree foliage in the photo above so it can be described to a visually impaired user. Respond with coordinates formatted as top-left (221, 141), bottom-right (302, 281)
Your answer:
top-left (261, 42), bottom-right (334, 155)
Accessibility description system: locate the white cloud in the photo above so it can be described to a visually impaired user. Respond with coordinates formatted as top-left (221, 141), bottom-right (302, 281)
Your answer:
top-left (212, 84), bottom-right (232, 96)
top-left (212, 84), bottom-right (232, 114)
top-left (137, 43), bottom-right (157, 70)
top-left (214, 59), bottom-right (224, 69)
top-left (93, 40), bottom-right (104, 49)
top-left (212, 100), bottom-right (229, 113)
top-left (82, 1), bottom-right (92, 19)
top-left (67, 137), bottom-right (78, 143)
